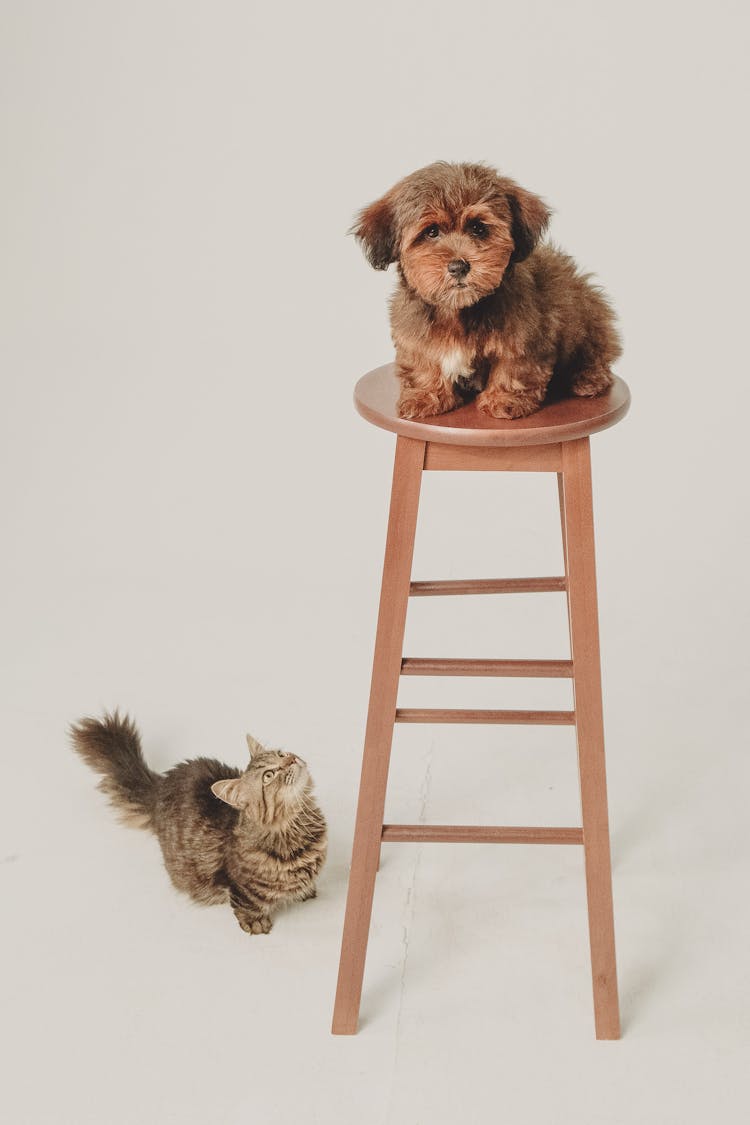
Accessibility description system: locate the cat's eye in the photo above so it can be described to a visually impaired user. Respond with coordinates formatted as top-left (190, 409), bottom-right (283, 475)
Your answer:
top-left (262, 770), bottom-right (275, 783)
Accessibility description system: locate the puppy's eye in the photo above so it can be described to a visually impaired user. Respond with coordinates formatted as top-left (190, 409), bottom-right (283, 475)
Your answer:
top-left (262, 770), bottom-right (275, 783)
top-left (423, 223), bottom-right (440, 239)
top-left (467, 219), bottom-right (488, 238)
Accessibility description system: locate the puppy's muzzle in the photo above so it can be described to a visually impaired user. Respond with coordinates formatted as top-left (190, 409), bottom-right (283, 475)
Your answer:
top-left (447, 258), bottom-right (471, 279)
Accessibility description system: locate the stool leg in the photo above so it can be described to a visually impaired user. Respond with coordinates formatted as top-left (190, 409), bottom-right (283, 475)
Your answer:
top-left (561, 438), bottom-right (621, 1040)
top-left (332, 435), bottom-right (426, 1034)
top-left (557, 472), bottom-right (568, 575)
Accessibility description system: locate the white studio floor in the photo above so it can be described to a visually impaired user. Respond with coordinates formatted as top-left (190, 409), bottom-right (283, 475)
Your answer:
top-left (3, 548), bottom-right (748, 1125)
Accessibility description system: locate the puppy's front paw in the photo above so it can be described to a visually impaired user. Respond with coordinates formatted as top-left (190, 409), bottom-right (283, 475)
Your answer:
top-left (476, 387), bottom-right (542, 420)
top-left (572, 369), bottom-right (614, 397)
top-left (397, 386), bottom-right (458, 420)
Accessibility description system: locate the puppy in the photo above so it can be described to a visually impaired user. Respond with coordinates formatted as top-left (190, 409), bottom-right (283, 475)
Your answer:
top-left (353, 161), bottom-right (621, 420)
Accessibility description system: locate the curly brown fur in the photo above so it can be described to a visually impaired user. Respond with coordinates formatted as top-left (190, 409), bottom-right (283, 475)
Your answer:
top-left (353, 161), bottom-right (621, 420)
top-left (70, 712), bottom-right (327, 935)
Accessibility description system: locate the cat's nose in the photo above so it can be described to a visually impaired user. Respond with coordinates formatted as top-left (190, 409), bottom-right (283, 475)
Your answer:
top-left (280, 754), bottom-right (297, 767)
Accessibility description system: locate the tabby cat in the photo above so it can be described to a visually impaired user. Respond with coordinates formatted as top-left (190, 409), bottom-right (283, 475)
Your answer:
top-left (70, 712), bottom-right (327, 934)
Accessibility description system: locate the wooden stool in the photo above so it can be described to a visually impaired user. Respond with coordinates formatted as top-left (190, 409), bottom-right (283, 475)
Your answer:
top-left (332, 363), bottom-right (630, 1039)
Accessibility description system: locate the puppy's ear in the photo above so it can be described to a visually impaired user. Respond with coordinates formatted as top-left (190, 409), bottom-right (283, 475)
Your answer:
top-left (352, 194), bottom-right (399, 270)
top-left (503, 181), bottom-right (551, 263)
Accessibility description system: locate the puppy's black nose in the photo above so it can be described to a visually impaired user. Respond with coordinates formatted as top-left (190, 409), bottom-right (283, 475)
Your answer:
top-left (447, 259), bottom-right (471, 279)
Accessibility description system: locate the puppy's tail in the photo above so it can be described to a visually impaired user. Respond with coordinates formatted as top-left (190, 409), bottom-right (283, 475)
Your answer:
top-left (70, 711), bottom-right (160, 830)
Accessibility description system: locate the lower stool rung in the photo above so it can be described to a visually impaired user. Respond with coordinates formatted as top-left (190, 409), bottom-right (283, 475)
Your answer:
top-left (409, 577), bottom-right (567, 596)
top-left (382, 824), bottom-right (584, 845)
top-left (401, 658), bottom-right (574, 678)
top-left (395, 708), bottom-right (576, 725)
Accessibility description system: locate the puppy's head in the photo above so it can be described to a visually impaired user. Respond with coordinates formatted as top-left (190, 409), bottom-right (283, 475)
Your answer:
top-left (353, 162), bottom-right (550, 310)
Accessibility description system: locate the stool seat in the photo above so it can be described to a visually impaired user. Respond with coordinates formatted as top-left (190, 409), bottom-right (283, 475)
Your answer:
top-left (355, 363), bottom-right (630, 447)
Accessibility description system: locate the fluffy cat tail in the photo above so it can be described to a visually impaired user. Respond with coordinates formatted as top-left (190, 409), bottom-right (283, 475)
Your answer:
top-left (70, 710), bottom-right (160, 830)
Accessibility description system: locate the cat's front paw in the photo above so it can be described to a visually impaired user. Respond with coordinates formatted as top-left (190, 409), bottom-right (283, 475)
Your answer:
top-left (238, 914), bottom-right (272, 935)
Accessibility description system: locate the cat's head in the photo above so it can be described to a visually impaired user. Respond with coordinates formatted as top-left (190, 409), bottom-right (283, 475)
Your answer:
top-left (210, 733), bottom-right (312, 825)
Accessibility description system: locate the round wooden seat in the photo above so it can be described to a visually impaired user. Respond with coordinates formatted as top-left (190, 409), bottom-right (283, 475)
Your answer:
top-left (355, 363), bottom-right (630, 447)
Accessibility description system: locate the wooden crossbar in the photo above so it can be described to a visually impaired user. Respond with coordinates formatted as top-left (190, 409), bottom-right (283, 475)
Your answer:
top-left (409, 577), bottom-right (567, 596)
top-left (401, 658), bottom-right (574, 678)
top-left (424, 443), bottom-right (562, 472)
top-left (395, 708), bottom-right (576, 725)
top-left (381, 825), bottom-right (583, 845)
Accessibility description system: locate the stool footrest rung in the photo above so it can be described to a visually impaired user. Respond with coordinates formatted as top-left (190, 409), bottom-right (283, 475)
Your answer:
top-left (401, 658), bottom-right (574, 678)
top-left (381, 824), bottom-right (583, 844)
top-left (395, 708), bottom-right (575, 725)
top-left (409, 577), bottom-right (567, 596)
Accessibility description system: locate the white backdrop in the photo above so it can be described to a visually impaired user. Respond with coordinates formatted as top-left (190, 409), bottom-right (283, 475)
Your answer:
top-left (2, 3), bottom-right (748, 1123)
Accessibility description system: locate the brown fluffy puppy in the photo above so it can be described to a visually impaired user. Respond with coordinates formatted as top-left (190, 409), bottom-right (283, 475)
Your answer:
top-left (353, 161), bottom-right (621, 420)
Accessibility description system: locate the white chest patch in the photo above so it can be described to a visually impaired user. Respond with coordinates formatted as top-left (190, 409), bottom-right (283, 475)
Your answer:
top-left (439, 347), bottom-right (472, 383)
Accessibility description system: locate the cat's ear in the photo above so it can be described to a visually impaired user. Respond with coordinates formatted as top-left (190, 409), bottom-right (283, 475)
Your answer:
top-left (211, 778), bottom-right (247, 809)
top-left (245, 733), bottom-right (264, 759)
